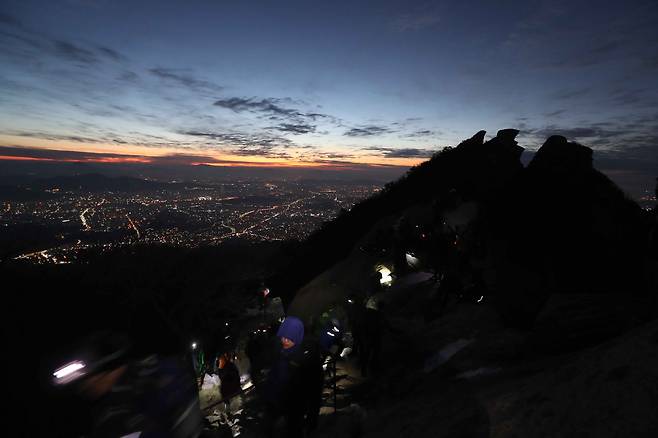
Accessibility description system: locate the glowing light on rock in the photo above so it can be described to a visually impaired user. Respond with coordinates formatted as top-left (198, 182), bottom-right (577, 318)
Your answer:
top-left (405, 252), bottom-right (420, 269)
top-left (378, 266), bottom-right (392, 285)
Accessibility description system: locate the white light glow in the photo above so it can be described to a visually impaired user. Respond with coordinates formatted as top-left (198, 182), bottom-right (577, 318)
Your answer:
top-left (326, 331), bottom-right (335, 337)
top-left (192, 342), bottom-right (197, 350)
top-left (405, 253), bottom-right (420, 269)
top-left (53, 361), bottom-right (85, 379)
top-left (378, 266), bottom-right (392, 285)
top-left (477, 295), bottom-right (484, 303)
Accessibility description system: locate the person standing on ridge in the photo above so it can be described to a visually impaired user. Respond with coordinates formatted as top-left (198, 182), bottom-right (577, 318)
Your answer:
top-left (217, 351), bottom-right (243, 437)
top-left (263, 316), bottom-right (322, 438)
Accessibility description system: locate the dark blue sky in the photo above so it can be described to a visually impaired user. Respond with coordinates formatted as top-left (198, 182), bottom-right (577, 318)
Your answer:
top-left (0, 0), bottom-right (656, 195)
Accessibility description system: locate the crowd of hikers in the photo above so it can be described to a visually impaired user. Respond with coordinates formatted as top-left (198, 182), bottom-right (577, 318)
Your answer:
top-left (49, 179), bottom-right (658, 438)
top-left (50, 283), bottom-right (391, 438)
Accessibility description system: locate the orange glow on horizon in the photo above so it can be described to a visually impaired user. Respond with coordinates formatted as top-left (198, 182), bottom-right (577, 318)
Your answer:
top-left (0, 151), bottom-right (423, 169)
top-left (0, 155), bottom-right (152, 164)
top-left (194, 160), bottom-right (327, 168)
top-left (0, 134), bottom-right (426, 169)
top-left (0, 155), bottom-right (57, 161)
top-left (93, 157), bottom-right (152, 163)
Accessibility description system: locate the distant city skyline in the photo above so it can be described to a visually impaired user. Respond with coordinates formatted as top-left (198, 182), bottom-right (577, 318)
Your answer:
top-left (1, 0), bottom-right (657, 197)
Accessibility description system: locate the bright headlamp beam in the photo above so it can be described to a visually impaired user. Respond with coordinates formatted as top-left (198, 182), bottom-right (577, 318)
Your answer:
top-left (53, 361), bottom-right (85, 379)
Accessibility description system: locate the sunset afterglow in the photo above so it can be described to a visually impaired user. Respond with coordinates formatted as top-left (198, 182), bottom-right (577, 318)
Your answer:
top-left (1, 0), bottom-right (656, 193)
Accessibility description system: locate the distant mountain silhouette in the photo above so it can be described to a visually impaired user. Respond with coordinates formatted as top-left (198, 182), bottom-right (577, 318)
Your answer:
top-left (31, 173), bottom-right (171, 192)
top-left (0, 185), bottom-right (56, 201)
top-left (0, 173), bottom-right (176, 201)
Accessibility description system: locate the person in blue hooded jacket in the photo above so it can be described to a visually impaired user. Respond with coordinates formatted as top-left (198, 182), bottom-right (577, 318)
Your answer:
top-left (263, 316), bottom-right (323, 438)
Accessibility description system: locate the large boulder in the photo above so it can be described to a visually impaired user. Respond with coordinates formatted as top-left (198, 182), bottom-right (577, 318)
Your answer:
top-left (528, 135), bottom-right (593, 173)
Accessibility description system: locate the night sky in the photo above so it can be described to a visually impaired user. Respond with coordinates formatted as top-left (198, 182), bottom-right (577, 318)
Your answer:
top-left (1, 0), bottom-right (657, 194)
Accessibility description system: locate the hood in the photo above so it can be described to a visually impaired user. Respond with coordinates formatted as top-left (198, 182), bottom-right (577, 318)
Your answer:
top-left (277, 316), bottom-right (305, 346)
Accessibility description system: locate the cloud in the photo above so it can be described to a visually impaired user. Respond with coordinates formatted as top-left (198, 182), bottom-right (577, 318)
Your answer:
top-left (0, 13), bottom-right (21, 26)
top-left (0, 16), bottom-right (127, 66)
top-left (0, 145), bottom-right (149, 162)
top-left (149, 68), bottom-right (223, 91)
top-left (149, 153), bottom-right (261, 166)
top-left (97, 46), bottom-right (125, 62)
top-left (214, 97), bottom-right (296, 115)
top-left (212, 97), bottom-right (338, 128)
top-left (8, 131), bottom-right (104, 144)
top-left (526, 125), bottom-right (626, 141)
top-left (118, 71), bottom-right (139, 82)
top-left (181, 130), bottom-right (293, 149)
top-left (552, 88), bottom-right (591, 100)
top-left (544, 109), bottom-right (566, 117)
top-left (520, 119), bottom-right (658, 172)
top-left (6, 129), bottom-right (195, 150)
top-left (400, 129), bottom-right (435, 138)
top-left (272, 123), bottom-right (316, 134)
top-left (308, 158), bottom-right (407, 170)
top-left (214, 97), bottom-right (314, 119)
top-left (392, 12), bottom-right (441, 31)
top-left (608, 88), bottom-right (656, 107)
top-left (229, 147), bottom-right (292, 159)
top-left (344, 125), bottom-right (392, 137)
top-left (0, 145), bottom-right (290, 166)
top-left (363, 147), bottom-right (433, 158)
top-left (316, 152), bottom-right (355, 159)
top-left (53, 40), bottom-right (98, 64)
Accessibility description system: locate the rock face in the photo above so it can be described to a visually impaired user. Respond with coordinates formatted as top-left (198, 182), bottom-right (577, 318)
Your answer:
top-left (529, 293), bottom-right (645, 353)
top-left (270, 128), bottom-right (527, 302)
top-left (282, 128), bottom-right (656, 438)
top-left (486, 319), bottom-right (658, 438)
top-left (528, 135), bottom-right (593, 173)
top-left (285, 128), bottom-right (651, 323)
top-left (319, 288), bottom-right (658, 438)
top-left (490, 128), bottom-right (525, 160)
